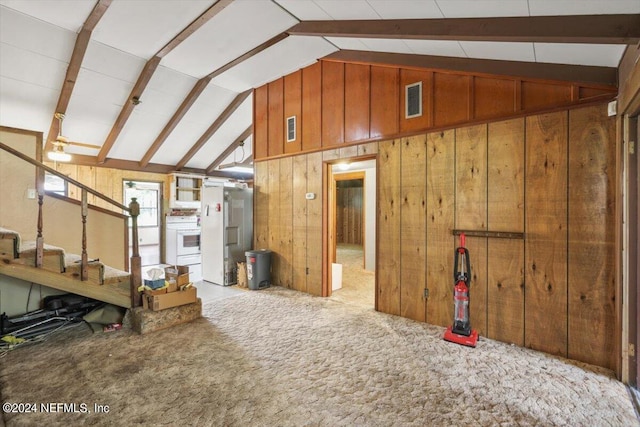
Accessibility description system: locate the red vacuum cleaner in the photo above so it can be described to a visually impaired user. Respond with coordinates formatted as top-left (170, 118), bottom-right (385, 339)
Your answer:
top-left (443, 233), bottom-right (478, 347)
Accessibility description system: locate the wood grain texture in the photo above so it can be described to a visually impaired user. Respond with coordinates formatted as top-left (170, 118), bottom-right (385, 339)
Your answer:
top-left (292, 155), bottom-right (308, 292)
top-left (400, 135), bottom-right (427, 322)
top-left (344, 63), bottom-right (371, 143)
top-left (399, 69), bottom-right (432, 133)
top-left (474, 77), bottom-right (517, 120)
top-left (267, 159), bottom-right (281, 284)
top-left (253, 161), bottom-right (269, 249)
top-left (377, 139), bottom-right (401, 315)
top-left (284, 71), bottom-right (302, 154)
top-left (306, 152), bottom-right (323, 296)
top-left (358, 142), bottom-right (378, 156)
top-left (339, 145), bottom-right (358, 159)
top-left (302, 62), bottom-right (322, 151)
top-left (567, 105), bottom-right (616, 370)
top-left (279, 157), bottom-right (294, 289)
top-left (522, 81), bottom-right (571, 111)
top-left (525, 110), bottom-right (568, 358)
top-left (322, 61), bottom-right (345, 146)
top-left (434, 73), bottom-right (470, 127)
top-left (268, 79), bottom-right (284, 157)
top-left (370, 66), bottom-right (399, 138)
top-left (425, 130), bottom-right (455, 327)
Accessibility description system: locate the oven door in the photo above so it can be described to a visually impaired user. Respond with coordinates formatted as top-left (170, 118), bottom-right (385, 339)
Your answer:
top-left (176, 229), bottom-right (201, 256)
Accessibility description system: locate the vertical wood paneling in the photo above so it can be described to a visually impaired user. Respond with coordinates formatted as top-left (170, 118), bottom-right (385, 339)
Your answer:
top-left (253, 161), bottom-right (269, 249)
top-left (267, 159), bottom-right (281, 284)
top-left (400, 135), bottom-right (427, 322)
top-left (434, 73), bottom-right (470, 128)
top-left (377, 139), bottom-right (401, 315)
top-left (568, 105), bottom-right (616, 370)
top-left (487, 118), bottom-right (525, 345)
top-left (279, 157), bottom-right (293, 288)
top-left (322, 61), bottom-right (345, 146)
top-left (400, 69), bottom-right (432, 133)
top-left (306, 152), bottom-right (323, 296)
top-left (268, 79), bottom-right (284, 157)
top-left (474, 77), bottom-right (517, 121)
top-left (455, 124), bottom-right (488, 335)
top-left (76, 166), bottom-right (96, 205)
top-left (370, 66), bottom-right (399, 139)
top-left (522, 82), bottom-right (571, 111)
top-left (344, 63), bottom-right (370, 143)
top-left (358, 142), bottom-right (378, 156)
top-left (292, 154), bottom-right (308, 292)
top-left (426, 130), bottom-right (455, 327)
top-left (302, 62), bottom-right (322, 151)
top-left (254, 85), bottom-right (269, 160)
top-left (525, 111), bottom-right (568, 358)
top-left (284, 70), bottom-right (302, 154)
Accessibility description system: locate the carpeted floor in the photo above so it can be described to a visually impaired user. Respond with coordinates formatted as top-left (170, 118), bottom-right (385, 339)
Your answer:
top-left (330, 244), bottom-right (375, 308)
top-left (1, 286), bottom-right (638, 426)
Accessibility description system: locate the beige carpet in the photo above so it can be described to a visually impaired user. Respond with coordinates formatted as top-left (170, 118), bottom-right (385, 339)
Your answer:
top-left (1, 286), bottom-right (638, 426)
top-left (330, 244), bottom-right (375, 308)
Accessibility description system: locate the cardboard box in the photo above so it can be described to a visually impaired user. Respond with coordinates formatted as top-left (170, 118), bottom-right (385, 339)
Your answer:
top-left (165, 266), bottom-right (190, 288)
top-left (144, 287), bottom-right (167, 296)
top-left (146, 287), bottom-right (197, 311)
top-left (144, 278), bottom-right (165, 289)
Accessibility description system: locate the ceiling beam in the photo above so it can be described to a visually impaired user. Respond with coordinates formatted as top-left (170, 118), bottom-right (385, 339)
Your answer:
top-left (44, 0), bottom-right (112, 152)
top-left (139, 31), bottom-right (288, 168)
top-left (206, 125), bottom-right (252, 174)
top-left (175, 90), bottom-right (251, 171)
top-left (97, 0), bottom-right (235, 164)
top-left (288, 14), bottom-right (640, 44)
top-left (323, 50), bottom-right (618, 87)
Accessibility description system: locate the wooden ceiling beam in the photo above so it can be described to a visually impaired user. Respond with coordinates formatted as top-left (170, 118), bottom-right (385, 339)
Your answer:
top-left (323, 50), bottom-right (618, 87)
top-left (206, 125), bottom-right (252, 174)
top-left (289, 14), bottom-right (640, 44)
top-left (44, 0), bottom-right (112, 152)
top-left (175, 90), bottom-right (251, 171)
top-left (139, 31), bottom-right (287, 168)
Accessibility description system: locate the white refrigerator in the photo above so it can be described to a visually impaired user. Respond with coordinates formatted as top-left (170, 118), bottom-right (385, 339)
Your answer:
top-left (200, 185), bottom-right (253, 286)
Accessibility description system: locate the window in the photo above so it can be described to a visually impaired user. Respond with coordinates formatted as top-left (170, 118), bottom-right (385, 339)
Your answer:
top-left (44, 172), bottom-right (67, 196)
top-left (123, 183), bottom-right (159, 227)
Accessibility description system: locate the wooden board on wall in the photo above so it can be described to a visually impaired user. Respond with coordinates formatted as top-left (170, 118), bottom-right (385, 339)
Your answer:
top-left (567, 105), bottom-right (616, 370)
top-left (434, 73), bottom-right (470, 128)
top-left (426, 130), bottom-right (455, 327)
top-left (268, 78), bottom-right (284, 157)
top-left (292, 154), bottom-right (308, 292)
top-left (284, 71), bottom-right (302, 154)
top-left (254, 85), bottom-right (269, 160)
top-left (455, 124), bottom-right (488, 335)
top-left (400, 69), bottom-right (433, 133)
top-left (306, 152), bottom-right (323, 296)
top-left (302, 62), bottom-right (322, 151)
top-left (525, 110), bottom-right (568, 358)
top-left (400, 135), bottom-right (427, 322)
top-left (522, 81), bottom-right (571, 112)
top-left (253, 161), bottom-right (269, 249)
top-left (377, 139), bottom-right (401, 315)
top-left (345, 63), bottom-right (371, 143)
top-left (322, 61), bottom-right (345, 146)
top-left (279, 157), bottom-right (294, 289)
top-left (474, 77), bottom-right (517, 121)
top-left (370, 66), bottom-right (399, 139)
top-left (268, 159), bottom-right (281, 285)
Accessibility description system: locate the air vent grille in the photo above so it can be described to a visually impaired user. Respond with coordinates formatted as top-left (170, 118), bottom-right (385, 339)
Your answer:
top-left (286, 116), bottom-right (296, 142)
top-left (405, 82), bottom-right (422, 119)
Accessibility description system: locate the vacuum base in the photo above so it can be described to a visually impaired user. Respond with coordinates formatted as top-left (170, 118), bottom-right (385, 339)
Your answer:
top-left (443, 327), bottom-right (478, 347)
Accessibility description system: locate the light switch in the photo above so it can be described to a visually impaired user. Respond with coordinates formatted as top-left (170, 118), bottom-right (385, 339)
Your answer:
top-left (305, 193), bottom-right (316, 200)
top-left (27, 189), bottom-right (36, 199)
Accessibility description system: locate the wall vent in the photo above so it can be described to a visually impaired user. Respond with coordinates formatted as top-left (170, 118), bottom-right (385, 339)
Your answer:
top-left (286, 116), bottom-right (296, 142)
top-left (405, 81), bottom-right (422, 119)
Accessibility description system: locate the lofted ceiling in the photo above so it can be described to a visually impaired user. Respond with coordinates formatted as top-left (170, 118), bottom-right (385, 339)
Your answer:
top-left (0, 0), bottom-right (638, 176)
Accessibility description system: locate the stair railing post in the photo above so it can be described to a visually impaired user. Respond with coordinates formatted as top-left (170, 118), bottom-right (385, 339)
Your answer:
top-left (81, 189), bottom-right (88, 281)
top-left (36, 192), bottom-right (44, 268)
top-left (129, 197), bottom-right (142, 307)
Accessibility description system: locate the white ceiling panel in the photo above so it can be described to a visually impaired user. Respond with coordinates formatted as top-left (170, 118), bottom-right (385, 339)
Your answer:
top-left (360, 38), bottom-right (414, 54)
top-left (186, 97), bottom-right (253, 169)
top-left (435, 0), bottom-right (530, 17)
top-left (528, 0), bottom-right (640, 16)
top-left (0, 76), bottom-right (59, 133)
top-left (460, 41), bottom-right (536, 62)
top-left (274, 0), bottom-right (332, 20)
top-left (534, 43), bottom-right (628, 67)
top-left (212, 36), bottom-right (337, 92)
top-left (367, 0), bottom-right (443, 19)
top-left (403, 39), bottom-right (467, 57)
top-left (324, 37), bottom-right (370, 51)
top-left (161, 0), bottom-right (298, 79)
top-left (81, 40), bottom-right (145, 83)
top-left (0, 0), bottom-right (95, 32)
top-left (0, 43), bottom-right (68, 90)
top-left (92, 0), bottom-right (216, 60)
top-left (216, 134), bottom-right (253, 169)
top-left (312, 0), bottom-right (381, 19)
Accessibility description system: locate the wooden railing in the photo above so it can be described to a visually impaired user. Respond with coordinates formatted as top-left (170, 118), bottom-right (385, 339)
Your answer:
top-left (0, 141), bottom-right (142, 307)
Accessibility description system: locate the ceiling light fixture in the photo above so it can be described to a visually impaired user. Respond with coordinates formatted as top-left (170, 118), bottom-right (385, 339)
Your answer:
top-left (218, 140), bottom-right (253, 174)
top-left (47, 144), bottom-right (71, 162)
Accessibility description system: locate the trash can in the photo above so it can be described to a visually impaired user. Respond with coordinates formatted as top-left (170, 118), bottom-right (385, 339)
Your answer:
top-left (245, 249), bottom-right (272, 290)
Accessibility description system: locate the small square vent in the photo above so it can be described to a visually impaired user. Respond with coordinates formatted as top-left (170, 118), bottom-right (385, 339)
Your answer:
top-left (405, 82), bottom-right (422, 119)
top-left (286, 116), bottom-right (296, 142)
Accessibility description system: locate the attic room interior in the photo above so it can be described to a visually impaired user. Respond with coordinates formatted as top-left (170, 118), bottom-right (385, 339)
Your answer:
top-left (0, 0), bottom-right (639, 425)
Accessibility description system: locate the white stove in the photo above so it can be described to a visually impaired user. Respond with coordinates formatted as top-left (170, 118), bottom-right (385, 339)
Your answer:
top-left (165, 216), bottom-right (201, 282)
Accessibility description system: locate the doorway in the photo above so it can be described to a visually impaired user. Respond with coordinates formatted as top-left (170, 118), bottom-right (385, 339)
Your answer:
top-left (326, 159), bottom-right (376, 308)
top-left (123, 180), bottom-right (162, 267)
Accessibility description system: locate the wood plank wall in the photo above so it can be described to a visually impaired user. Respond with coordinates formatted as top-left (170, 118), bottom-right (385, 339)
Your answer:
top-left (254, 103), bottom-right (617, 370)
top-left (254, 60), bottom-right (615, 161)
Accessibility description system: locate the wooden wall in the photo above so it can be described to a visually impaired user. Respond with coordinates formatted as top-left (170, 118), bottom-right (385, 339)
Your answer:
top-left (253, 60), bottom-right (616, 161)
top-left (336, 185), bottom-right (363, 245)
top-left (254, 103), bottom-right (617, 371)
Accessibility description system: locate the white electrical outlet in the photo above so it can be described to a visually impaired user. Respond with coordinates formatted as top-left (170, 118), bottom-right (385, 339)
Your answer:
top-left (27, 189), bottom-right (36, 199)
